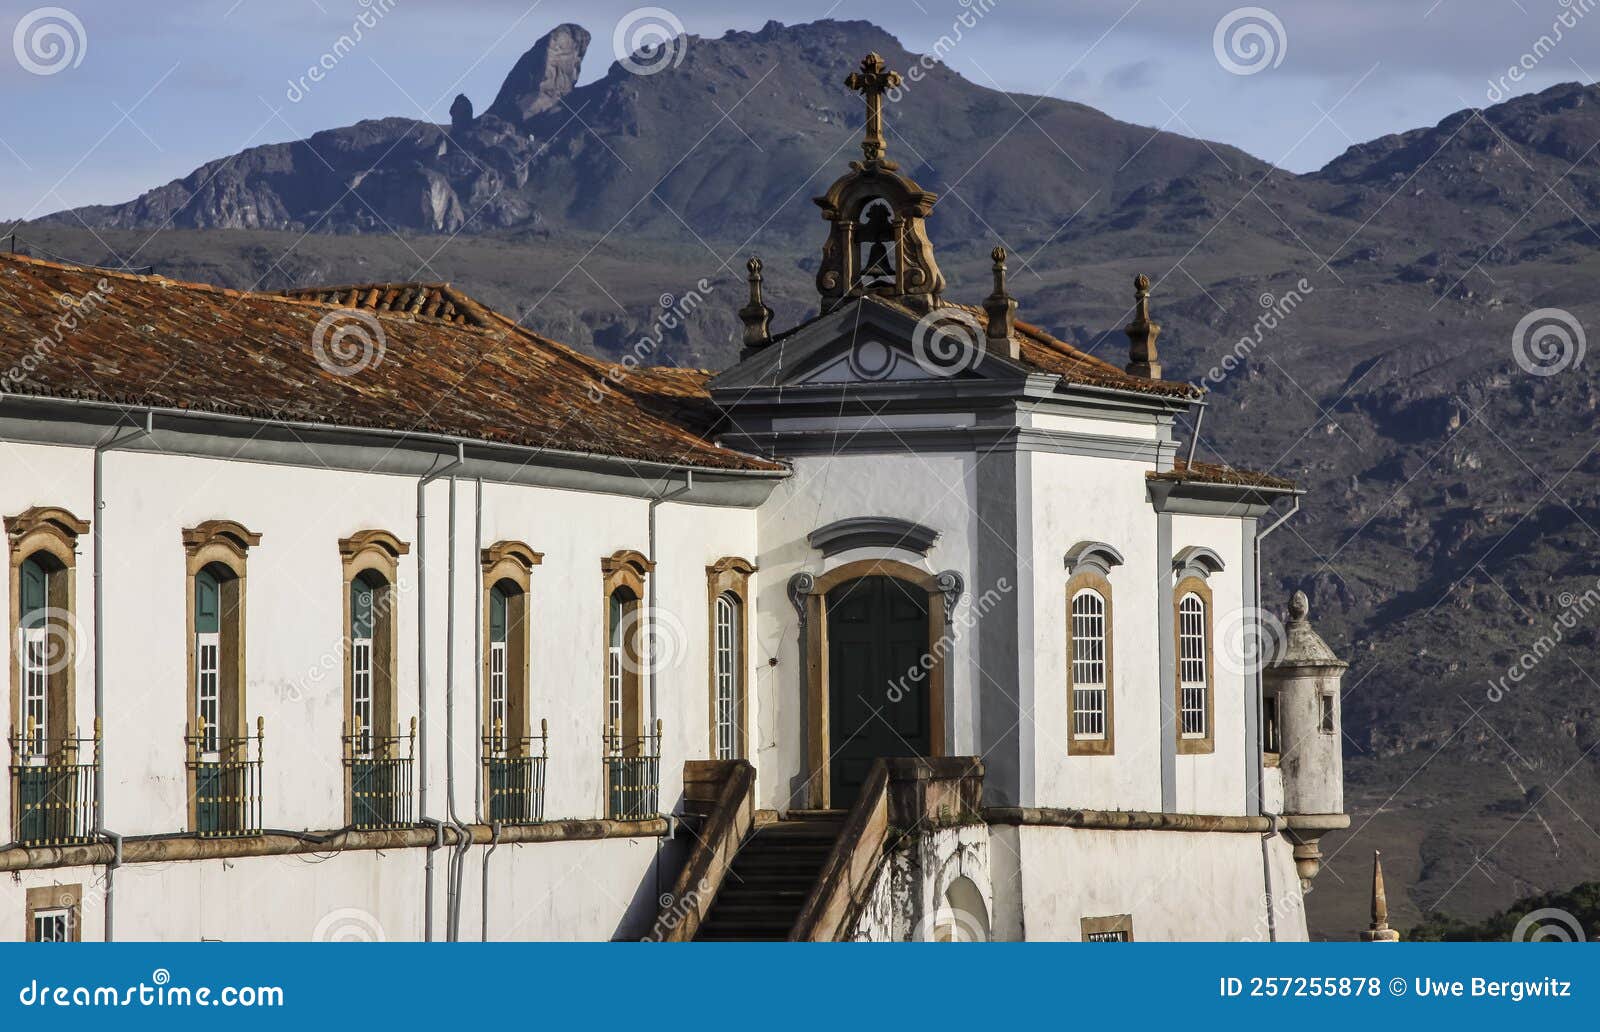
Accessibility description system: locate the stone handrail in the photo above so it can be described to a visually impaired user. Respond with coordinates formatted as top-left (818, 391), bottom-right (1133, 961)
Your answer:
top-left (791, 756), bottom-right (982, 941)
top-left (648, 759), bottom-right (756, 942)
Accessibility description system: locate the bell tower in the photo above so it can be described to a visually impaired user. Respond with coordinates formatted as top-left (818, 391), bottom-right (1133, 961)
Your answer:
top-left (813, 53), bottom-right (946, 313)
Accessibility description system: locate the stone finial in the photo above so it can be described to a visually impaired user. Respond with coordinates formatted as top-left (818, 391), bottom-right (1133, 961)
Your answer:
top-left (983, 246), bottom-right (1019, 359)
top-left (1360, 851), bottom-right (1401, 942)
top-left (738, 255), bottom-right (774, 349)
top-left (1271, 590), bottom-right (1347, 669)
top-left (845, 53), bottom-right (902, 165)
top-left (1124, 273), bottom-right (1163, 380)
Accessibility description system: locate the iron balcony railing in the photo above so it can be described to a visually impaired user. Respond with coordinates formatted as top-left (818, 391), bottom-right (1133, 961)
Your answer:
top-left (483, 718), bottom-right (548, 825)
top-left (604, 719), bottom-right (662, 821)
top-left (185, 717), bottom-right (264, 838)
top-left (7, 719), bottom-right (98, 847)
top-left (343, 718), bottom-right (416, 831)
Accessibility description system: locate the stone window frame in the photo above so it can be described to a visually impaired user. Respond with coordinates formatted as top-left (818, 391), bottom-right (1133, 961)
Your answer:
top-left (1064, 542), bottom-right (1123, 757)
top-left (601, 550), bottom-right (654, 756)
top-left (706, 557), bottom-right (756, 760)
top-left (1173, 576), bottom-right (1216, 756)
top-left (1081, 913), bottom-right (1134, 941)
top-left (25, 883), bottom-right (81, 942)
top-left (6, 506), bottom-right (89, 761)
top-left (480, 540), bottom-right (542, 756)
top-left (181, 520), bottom-right (262, 832)
top-left (338, 530), bottom-right (410, 823)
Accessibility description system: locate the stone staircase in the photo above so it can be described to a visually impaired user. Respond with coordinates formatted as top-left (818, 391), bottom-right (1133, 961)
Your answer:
top-left (693, 810), bottom-right (845, 941)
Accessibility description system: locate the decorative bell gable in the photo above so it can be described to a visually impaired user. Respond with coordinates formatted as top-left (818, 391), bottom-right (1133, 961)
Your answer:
top-left (813, 54), bottom-right (946, 313)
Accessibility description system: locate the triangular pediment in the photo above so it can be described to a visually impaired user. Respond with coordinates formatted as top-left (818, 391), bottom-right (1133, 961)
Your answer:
top-left (709, 296), bottom-right (1032, 394)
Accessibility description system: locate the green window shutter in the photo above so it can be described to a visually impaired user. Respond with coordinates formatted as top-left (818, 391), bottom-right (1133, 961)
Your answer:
top-left (351, 576), bottom-right (376, 638)
top-left (194, 568), bottom-right (221, 634)
top-left (608, 591), bottom-right (624, 648)
top-left (20, 556), bottom-right (47, 626)
top-left (489, 585), bottom-right (509, 643)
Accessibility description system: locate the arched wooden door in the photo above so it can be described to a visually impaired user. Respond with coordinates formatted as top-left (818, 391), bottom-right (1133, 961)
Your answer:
top-left (825, 575), bottom-right (931, 805)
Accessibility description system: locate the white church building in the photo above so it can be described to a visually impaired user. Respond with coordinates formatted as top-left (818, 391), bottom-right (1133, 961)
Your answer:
top-left (0, 54), bottom-right (1348, 943)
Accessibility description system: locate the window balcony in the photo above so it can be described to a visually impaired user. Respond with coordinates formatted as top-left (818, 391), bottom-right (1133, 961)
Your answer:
top-left (7, 721), bottom-right (98, 847)
top-left (483, 719), bottom-right (548, 825)
top-left (343, 718), bottom-right (416, 831)
top-left (185, 717), bottom-right (264, 838)
top-left (604, 720), bottom-right (661, 821)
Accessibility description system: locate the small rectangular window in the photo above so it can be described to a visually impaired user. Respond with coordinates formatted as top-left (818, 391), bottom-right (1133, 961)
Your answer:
top-left (31, 908), bottom-right (70, 943)
top-left (1320, 693), bottom-right (1336, 735)
top-left (1263, 694), bottom-right (1281, 754)
top-left (25, 886), bottom-right (80, 942)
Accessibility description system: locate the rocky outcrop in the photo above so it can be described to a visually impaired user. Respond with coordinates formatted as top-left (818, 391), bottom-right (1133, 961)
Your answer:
top-left (484, 22), bottom-right (589, 128)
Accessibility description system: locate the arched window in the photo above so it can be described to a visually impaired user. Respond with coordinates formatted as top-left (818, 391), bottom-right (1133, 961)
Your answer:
top-left (193, 565), bottom-right (224, 756)
top-left (349, 570), bottom-right (386, 756)
top-left (1178, 591), bottom-right (1209, 740)
top-left (17, 553), bottom-right (61, 760)
top-left (489, 583), bottom-right (509, 751)
top-left (713, 592), bottom-right (740, 760)
top-left (706, 557), bottom-right (755, 760)
top-left (1070, 588), bottom-right (1107, 740)
top-left (607, 587), bottom-right (636, 755)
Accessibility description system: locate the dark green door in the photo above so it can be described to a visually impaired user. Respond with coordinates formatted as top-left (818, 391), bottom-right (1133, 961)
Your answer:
top-left (827, 576), bottom-right (931, 806)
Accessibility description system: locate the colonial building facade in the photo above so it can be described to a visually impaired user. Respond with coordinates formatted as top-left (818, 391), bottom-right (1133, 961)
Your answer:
top-left (0, 54), bottom-right (1346, 942)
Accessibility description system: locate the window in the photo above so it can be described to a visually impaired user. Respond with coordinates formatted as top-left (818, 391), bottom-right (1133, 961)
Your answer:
top-left (194, 567), bottom-right (222, 756)
top-left (1178, 591), bottom-right (1209, 739)
top-left (18, 554), bottom-right (51, 760)
top-left (714, 593), bottom-right (740, 759)
top-left (706, 558), bottom-right (755, 760)
top-left (339, 531), bottom-right (412, 829)
top-left (1320, 693), bottom-right (1337, 735)
top-left (1065, 565), bottom-right (1115, 756)
top-left (25, 885), bottom-right (81, 942)
top-left (602, 550), bottom-right (658, 820)
top-left (607, 589), bottom-right (631, 755)
top-left (489, 585), bottom-right (508, 751)
top-left (1263, 693), bottom-right (1281, 757)
top-left (351, 573), bottom-right (377, 757)
top-left (1081, 914), bottom-right (1133, 942)
top-left (1070, 589), bottom-right (1107, 739)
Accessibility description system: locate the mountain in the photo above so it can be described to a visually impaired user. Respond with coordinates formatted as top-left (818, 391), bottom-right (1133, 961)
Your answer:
top-left (19, 19), bottom-right (1600, 941)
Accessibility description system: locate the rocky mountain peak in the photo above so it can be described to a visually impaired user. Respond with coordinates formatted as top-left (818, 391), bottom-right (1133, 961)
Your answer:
top-left (485, 23), bottom-right (590, 128)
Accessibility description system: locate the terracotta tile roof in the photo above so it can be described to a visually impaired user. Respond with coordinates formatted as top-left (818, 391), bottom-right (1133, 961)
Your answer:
top-left (1147, 458), bottom-right (1296, 491)
top-left (939, 301), bottom-right (1201, 400)
top-left (0, 254), bottom-right (782, 473)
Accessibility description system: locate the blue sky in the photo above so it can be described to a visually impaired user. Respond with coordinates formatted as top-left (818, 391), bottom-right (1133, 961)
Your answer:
top-left (2, 0), bottom-right (1596, 221)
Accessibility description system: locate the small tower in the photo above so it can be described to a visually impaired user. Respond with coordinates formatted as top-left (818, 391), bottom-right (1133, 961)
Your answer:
top-left (738, 256), bottom-right (774, 358)
top-left (1360, 851), bottom-right (1401, 942)
top-left (983, 247), bottom-right (1019, 360)
top-left (1124, 273), bottom-right (1163, 379)
top-left (1265, 591), bottom-right (1349, 887)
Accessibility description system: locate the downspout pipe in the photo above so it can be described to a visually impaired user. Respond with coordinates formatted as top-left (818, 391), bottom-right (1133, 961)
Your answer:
top-left (444, 473), bottom-right (472, 941)
top-left (417, 443), bottom-right (465, 941)
top-left (481, 821), bottom-right (501, 941)
top-left (1253, 495), bottom-right (1300, 943)
top-left (92, 410), bottom-right (153, 942)
top-left (473, 478), bottom-right (483, 824)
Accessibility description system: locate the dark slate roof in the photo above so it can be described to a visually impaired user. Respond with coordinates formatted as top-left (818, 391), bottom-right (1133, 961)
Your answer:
top-left (0, 254), bottom-right (782, 473)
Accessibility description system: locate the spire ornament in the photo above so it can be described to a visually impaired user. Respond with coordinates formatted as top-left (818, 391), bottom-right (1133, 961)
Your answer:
top-left (738, 255), bottom-right (774, 353)
top-left (1124, 273), bottom-right (1163, 380)
top-left (845, 53), bottom-right (901, 167)
top-left (983, 246), bottom-right (1019, 359)
top-left (1360, 851), bottom-right (1401, 942)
